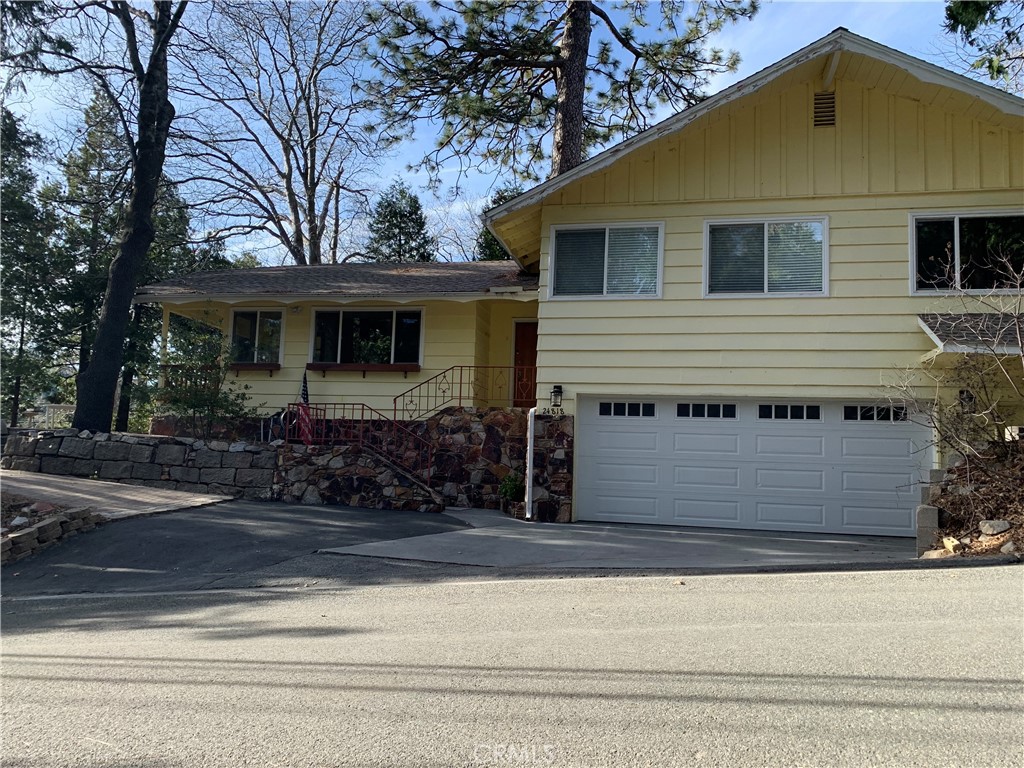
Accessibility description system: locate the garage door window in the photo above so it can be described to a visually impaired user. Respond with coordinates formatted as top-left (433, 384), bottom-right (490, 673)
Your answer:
top-left (677, 403), bottom-right (737, 418)
top-left (758, 403), bottom-right (821, 420)
top-left (843, 405), bottom-right (908, 422)
top-left (599, 401), bottom-right (656, 417)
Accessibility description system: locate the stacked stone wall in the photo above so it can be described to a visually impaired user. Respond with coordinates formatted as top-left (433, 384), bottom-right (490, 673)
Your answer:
top-left (1, 430), bottom-right (276, 500)
top-left (419, 408), bottom-right (574, 523)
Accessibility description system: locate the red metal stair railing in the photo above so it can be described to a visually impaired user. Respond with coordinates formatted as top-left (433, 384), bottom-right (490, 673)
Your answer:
top-left (393, 365), bottom-right (537, 422)
top-left (283, 402), bottom-right (434, 482)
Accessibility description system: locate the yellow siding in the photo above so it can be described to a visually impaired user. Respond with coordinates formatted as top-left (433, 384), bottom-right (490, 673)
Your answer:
top-left (164, 299), bottom-right (536, 414)
top-left (536, 189), bottom-right (1023, 411)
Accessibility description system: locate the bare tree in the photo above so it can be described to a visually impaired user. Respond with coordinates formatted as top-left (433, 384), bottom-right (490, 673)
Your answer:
top-left (172, 1), bottom-right (386, 265)
top-left (4, 0), bottom-right (188, 432)
top-left (890, 244), bottom-right (1024, 468)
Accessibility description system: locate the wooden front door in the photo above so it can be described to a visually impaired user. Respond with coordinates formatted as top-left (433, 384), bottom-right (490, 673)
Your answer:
top-left (513, 321), bottom-right (538, 407)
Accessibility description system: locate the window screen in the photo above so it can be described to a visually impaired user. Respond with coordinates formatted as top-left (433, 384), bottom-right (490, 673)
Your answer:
top-left (708, 220), bottom-right (825, 295)
top-left (553, 226), bottom-right (660, 297)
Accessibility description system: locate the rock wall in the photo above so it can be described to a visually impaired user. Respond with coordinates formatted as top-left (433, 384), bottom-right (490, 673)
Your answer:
top-left (2, 507), bottom-right (102, 565)
top-left (275, 444), bottom-right (443, 513)
top-left (2, 408), bottom-right (576, 522)
top-left (1, 430), bottom-right (277, 500)
top-left (421, 408), bottom-right (574, 523)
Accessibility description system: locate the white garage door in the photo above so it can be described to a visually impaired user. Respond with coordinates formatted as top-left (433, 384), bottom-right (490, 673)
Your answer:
top-left (576, 397), bottom-right (931, 536)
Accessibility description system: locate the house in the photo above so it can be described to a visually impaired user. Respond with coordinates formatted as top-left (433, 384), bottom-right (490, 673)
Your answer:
top-left (138, 28), bottom-right (1023, 537)
top-left (137, 261), bottom-right (540, 418)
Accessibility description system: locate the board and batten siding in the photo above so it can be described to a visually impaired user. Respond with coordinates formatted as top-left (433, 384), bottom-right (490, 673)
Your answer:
top-left (163, 299), bottom-right (537, 414)
top-left (528, 57), bottom-right (1023, 411)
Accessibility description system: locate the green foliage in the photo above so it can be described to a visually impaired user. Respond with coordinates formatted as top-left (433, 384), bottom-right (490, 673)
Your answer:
top-left (475, 184), bottom-right (523, 260)
top-left (498, 471), bottom-right (525, 502)
top-left (155, 313), bottom-right (264, 440)
top-left (364, 180), bottom-right (437, 262)
top-left (0, 108), bottom-right (62, 423)
top-left (369, 0), bottom-right (757, 180)
top-left (945, 0), bottom-right (1024, 89)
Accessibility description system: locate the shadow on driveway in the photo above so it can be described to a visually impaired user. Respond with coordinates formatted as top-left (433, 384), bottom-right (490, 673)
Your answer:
top-left (2, 501), bottom-right (468, 597)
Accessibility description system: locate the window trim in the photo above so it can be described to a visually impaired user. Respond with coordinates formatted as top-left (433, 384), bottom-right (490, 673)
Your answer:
top-left (548, 221), bottom-right (664, 301)
top-left (909, 209), bottom-right (1024, 296)
top-left (307, 306), bottom-right (425, 366)
top-left (702, 215), bottom-right (830, 299)
top-left (229, 308), bottom-right (285, 365)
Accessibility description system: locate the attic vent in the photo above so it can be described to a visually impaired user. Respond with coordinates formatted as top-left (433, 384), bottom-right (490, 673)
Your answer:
top-left (814, 91), bottom-right (836, 127)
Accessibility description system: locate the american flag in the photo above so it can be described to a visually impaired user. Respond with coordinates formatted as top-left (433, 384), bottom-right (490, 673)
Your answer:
top-left (298, 372), bottom-right (313, 445)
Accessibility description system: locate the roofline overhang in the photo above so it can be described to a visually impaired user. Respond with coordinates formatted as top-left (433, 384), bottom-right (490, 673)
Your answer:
top-left (135, 290), bottom-right (539, 306)
top-left (483, 27), bottom-right (1024, 234)
top-left (917, 316), bottom-right (1024, 357)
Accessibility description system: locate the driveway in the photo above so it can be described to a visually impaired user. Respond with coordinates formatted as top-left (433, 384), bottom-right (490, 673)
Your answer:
top-left (2, 501), bottom-right (469, 596)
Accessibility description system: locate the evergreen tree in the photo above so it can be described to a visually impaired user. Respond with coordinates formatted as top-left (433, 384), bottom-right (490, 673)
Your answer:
top-left (364, 181), bottom-right (437, 263)
top-left (945, 0), bottom-right (1023, 90)
top-left (0, 108), bottom-right (60, 425)
top-left (370, 0), bottom-right (757, 180)
top-left (475, 184), bottom-right (523, 260)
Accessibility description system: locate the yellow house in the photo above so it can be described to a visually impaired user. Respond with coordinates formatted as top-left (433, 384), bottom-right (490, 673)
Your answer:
top-left (137, 261), bottom-right (540, 418)
top-left (139, 29), bottom-right (1021, 538)
top-left (483, 28), bottom-right (1023, 536)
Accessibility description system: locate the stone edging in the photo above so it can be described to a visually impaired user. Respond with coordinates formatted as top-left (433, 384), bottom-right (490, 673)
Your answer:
top-left (1, 507), bottom-right (101, 566)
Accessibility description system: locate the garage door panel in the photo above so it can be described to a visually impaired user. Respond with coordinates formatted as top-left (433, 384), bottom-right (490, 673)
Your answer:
top-left (597, 430), bottom-right (660, 451)
top-left (592, 462), bottom-right (660, 485)
top-left (673, 498), bottom-right (741, 523)
top-left (755, 434), bottom-right (826, 458)
top-left (591, 495), bottom-right (660, 520)
top-left (841, 469), bottom-right (917, 494)
top-left (671, 432), bottom-right (740, 455)
top-left (674, 466), bottom-right (741, 489)
top-left (841, 435), bottom-right (920, 459)
top-left (579, 398), bottom-right (929, 536)
top-left (755, 468), bottom-right (826, 491)
top-left (842, 504), bottom-right (914, 530)
top-left (756, 502), bottom-right (826, 526)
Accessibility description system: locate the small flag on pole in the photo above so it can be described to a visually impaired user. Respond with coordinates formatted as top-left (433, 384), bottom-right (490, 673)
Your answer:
top-left (298, 372), bottom-right (313, 445)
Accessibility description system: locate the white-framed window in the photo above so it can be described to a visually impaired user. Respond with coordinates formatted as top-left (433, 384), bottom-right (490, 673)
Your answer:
top-left (312, 308), bottom-right (422, 365)
top-left (911, 212), bottom-right (1024, 293)
top-left (705, 217), bottom-right (828, 296)
top-left (230, 310), bottom-right (283, 363)
top-left (551, 223), bottom-right (663, 298)
top-left (843, 404), bottom-right (908, 423)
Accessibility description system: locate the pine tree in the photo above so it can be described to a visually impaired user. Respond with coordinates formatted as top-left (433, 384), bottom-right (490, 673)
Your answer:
top-left (370, 0), bottom-right (758, 180)
top-left (0, 108), bottom-right (60, 425)
top-left (475, 184), bottom-right (523, 261)
top-left (364, 181), bottom-right (437, 263)
top-left (945, 0), bottom-right (1023, 90)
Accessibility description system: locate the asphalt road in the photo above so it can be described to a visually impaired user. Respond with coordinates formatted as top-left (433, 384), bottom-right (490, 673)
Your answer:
top-left (3, 565), bottom-right (1021, 767)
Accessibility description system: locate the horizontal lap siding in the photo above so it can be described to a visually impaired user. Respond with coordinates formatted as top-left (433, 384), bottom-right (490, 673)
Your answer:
top-left (533, 61), bottom-right (1022, 412)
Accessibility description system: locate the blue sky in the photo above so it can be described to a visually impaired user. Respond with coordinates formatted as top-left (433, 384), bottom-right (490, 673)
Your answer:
top-left (388, 0), bottom-right (959, 244)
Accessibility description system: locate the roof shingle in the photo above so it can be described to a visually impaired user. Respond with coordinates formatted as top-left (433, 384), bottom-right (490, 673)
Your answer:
top-left (136, 261), bottom-right (538, 301)
top-left (919, 313), bottom-right (1024, 352)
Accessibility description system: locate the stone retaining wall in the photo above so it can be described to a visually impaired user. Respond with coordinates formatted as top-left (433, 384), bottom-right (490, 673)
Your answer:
top-left (421, 408), bottom-right (574, 523)
top-left (2, 408), bottom-right (576, 521)
top-left (276, 444), bottom-right (443, 513)
top-left (2, 507), bottom-right (101, 565)
top-left (1, 430), bottom-right (277, 500)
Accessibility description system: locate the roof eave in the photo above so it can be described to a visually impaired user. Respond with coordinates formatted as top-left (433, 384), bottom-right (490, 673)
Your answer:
top-left (135, 290), bottom-right (539, 306)
top-left (483, 28), bottom-right (1024, 229)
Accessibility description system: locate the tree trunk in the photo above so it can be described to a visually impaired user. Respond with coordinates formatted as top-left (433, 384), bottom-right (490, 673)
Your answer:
top-left (114, 306), bottom-right (144, 431)
top-left (550, 0), bottom-right (592, 177)
top-left (9, 307), bottom-right (26, 427)
top-left (73, 6), bottom-right (179, 432)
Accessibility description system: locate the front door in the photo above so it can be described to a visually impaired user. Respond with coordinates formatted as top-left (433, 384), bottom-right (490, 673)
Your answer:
top-left (513, 321), bottom-right (538, 407)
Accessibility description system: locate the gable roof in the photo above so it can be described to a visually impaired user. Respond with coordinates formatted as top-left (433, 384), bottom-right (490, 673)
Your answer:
top-left (484, 27), bottom-right (1024, 266)
top-left (136, 261), bottom-right (538, 304)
